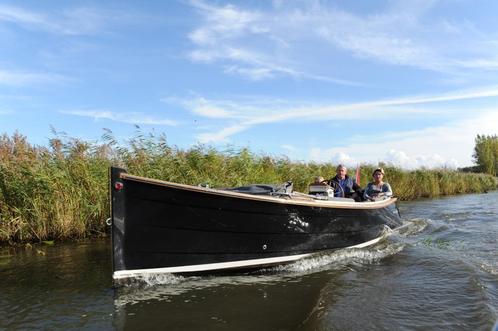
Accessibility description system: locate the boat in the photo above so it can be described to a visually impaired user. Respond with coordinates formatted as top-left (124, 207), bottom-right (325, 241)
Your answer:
top-left (110, 167), bottom-right (402, 283)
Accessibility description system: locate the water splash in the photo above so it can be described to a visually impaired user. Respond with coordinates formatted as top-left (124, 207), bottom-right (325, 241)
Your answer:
top-left (480, 262), bottom-right (498, 276)
top-left (126, 272), bottom-right (185, 287)
top-left (113, 272), bottom-right (299, 307)
top-left (274, 241), bottom-right (405, 274)
top-left (393, 218), bottom-right (428, 236)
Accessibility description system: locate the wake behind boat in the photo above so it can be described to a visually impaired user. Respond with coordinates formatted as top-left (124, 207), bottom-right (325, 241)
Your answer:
top-left (110, 167), bottom-right (402, 283)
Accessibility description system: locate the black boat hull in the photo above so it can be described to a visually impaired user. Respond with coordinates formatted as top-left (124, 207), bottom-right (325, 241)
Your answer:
top-left (110, 167), bottom-right (401, 281)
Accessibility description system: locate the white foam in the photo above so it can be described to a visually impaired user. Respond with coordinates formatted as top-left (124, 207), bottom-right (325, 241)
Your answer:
top-left (274, 242), bottom-right (405, 273)
top-left (393, 218), bottom-right (429, 237)
top-left (480, 262), bottom-right (498, 276)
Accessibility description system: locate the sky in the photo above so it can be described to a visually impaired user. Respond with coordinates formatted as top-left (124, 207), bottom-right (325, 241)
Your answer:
top-left (1, 0), bottom-right (498, 169)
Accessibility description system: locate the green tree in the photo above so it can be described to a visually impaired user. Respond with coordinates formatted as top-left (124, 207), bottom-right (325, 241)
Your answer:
top-left (473, 134), bottom-right (498, 176)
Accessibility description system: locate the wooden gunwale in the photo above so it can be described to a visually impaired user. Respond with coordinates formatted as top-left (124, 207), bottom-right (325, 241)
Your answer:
top-left (120, 173), bottom-right (396, 210)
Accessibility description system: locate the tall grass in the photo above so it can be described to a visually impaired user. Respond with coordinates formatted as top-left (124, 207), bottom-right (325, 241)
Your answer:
top-left (0, 130), bottom-right (496, 244)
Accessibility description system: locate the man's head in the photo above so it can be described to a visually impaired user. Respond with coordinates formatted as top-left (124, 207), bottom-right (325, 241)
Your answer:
top-left (336, 164), bottom-right (347, 179)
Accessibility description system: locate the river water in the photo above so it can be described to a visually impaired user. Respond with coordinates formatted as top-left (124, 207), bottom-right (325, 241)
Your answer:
top-left (1, 191), bottom-right (497, 330)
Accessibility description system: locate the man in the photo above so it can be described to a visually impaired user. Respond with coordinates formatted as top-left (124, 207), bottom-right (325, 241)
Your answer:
top-left (329, 164), bottom-right (361, 198)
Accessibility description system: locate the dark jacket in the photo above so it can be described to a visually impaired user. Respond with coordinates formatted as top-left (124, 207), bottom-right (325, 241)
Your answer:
top-left (363, 182), bottom-right (393, 201)
top-left (329, 175), bottom-right (361, 198)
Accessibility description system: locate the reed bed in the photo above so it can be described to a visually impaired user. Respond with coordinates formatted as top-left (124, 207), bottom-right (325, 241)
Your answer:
top-left (0, 131), bottom-right (496, 244)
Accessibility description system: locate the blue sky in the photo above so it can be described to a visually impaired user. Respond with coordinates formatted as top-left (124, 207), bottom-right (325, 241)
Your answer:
top-left (1, 0), bottom-right (498, 169)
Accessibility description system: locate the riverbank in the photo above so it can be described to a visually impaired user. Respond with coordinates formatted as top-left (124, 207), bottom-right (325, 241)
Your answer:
top-left (1, 131), bottom-right (496, 244)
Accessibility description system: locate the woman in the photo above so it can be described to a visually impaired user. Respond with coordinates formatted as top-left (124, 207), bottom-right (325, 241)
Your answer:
top-left (363, 168), bottom-right (393, 201)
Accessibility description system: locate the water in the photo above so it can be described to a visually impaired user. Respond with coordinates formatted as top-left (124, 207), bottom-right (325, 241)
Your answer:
top-left (1, 191), bottom-right (497, 330)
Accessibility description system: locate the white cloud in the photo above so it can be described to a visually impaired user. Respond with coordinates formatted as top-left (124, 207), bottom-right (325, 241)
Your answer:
top-left (309, 110), bottom-right (498, 168)
top-left (223, 64), bottom-right (275, 81)
top-left (309, 149), bottom-right (360, 168)
top-left (185, 97), bottom-right (236, 118)
top-left (186, 1), bottom-right (498, 82)
top-left (313, 8), bottom-right (439, 70)
top-left (182, 86), bottom-right (498, 168)
top-left (383, 149), bottom-right (458, 169)
top-left (0, 4), bottom-right (50, 27)
top-left (61, 109), bottom-right (178, 126)
top-left (0, 4), bottom-right (122, 36)
top-left (330, 152), bottom-right (357, 167)
top-left (383, 150), bottom-right (412, 167)
top-left (281, 144), bottom-right (297, 152)
top-left (187, 85), bottom-right (498, 143)
top-left (0, 69), bottom-right (68, 86)
top-left (191, 104), bottom-right (233, 119)
top-left (188, 0), bottom-right (263, 45)
top-left (188, 45), bottom-right (348, 82)
top-left (187, 1), bottom-right (364, 83)
top-left (197, 123), bottom-right (249, 143)
top-left (453, 58), bottom-right (498, 70)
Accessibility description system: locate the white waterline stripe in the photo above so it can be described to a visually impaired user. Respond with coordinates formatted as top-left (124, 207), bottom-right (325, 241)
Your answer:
top-left (113, 253), bottom-right (313, 279)
top-left (347, 235), bottom-right (383, 248)
top-left (113, 235), bottom-right (385, 280)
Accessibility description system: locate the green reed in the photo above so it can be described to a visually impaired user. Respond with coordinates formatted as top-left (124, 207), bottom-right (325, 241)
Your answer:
top-left (0, 130), bottom-right (496, 244)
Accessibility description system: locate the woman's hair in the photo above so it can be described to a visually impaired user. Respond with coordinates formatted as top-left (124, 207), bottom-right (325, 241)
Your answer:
top-left (372, 168), bottom-right (385, 176)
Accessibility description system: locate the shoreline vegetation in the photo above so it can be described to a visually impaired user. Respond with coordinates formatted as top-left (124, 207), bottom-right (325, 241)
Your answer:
top-left (1, 130), bottom-right (496, 244)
